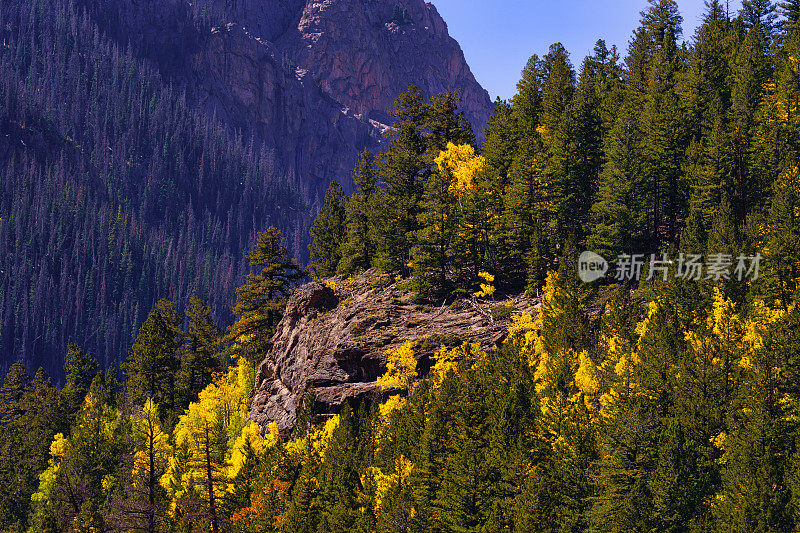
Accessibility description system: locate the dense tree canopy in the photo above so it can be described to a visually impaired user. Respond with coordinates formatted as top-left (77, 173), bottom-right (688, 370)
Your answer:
top-left (3, 1), bottom-right (800, 532)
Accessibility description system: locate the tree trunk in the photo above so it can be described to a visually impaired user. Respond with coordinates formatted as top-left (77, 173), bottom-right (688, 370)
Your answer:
top-left (205, 424), bottom-right (219, 533)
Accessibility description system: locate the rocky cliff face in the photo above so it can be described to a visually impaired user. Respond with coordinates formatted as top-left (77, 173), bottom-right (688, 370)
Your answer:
top-left (86, 0), bottom-right (493, 258)
top-left (250, 270), bottom-right (535, 436)
top-left (116, 0), bottom-right (493, 198)
top-left (204, 0), bottom-right (492, 140)
top-left (190, 23), bottom-right (381, 199)
top-left (281, 0), bottom-right (493, 141)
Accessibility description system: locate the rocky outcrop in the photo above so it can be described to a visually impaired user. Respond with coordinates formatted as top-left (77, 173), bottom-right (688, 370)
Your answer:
top-left (93, 0), bottom-right (494, 257)
top-left (190, 24), bottom-right (382, 196)
top-left (280, 0), bottom-right (493, 143)
top-left (250, 270), bottom-right (535, 436)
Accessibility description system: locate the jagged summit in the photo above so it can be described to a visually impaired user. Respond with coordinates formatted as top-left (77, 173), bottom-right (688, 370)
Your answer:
top-left (203, 0), bottom-right (492, 142)
top-left (194, 0), bottom-right (493, 189)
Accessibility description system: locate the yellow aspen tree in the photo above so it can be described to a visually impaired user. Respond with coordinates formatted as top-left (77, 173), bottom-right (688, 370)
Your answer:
top-left (473, 272), bottom-right (496, 298)
top-left (365, 455), bottom-right (415, 530)
top-left (595, 287), bottom-right (645, 417)
top-left (28, 433), bottom-right (68, 528)
top-left (506, 271), bottom-right (597, 461)
top-left (226, 421), bottom-right (279, 483)
top-left (29, 391), bottom-right (120, 531)
top-left (167, 398), bottom-right (227, 533)
top-left (432, 142), bottom-right (493, 290)
top-left (377, 341), bottom-right (418, 391)
top-left (430, 343), bottom-right (474, 387)
top-left (375, 341), bottom-right (423, 444)
top-left (434, 142), bottom-right (486, 193)
top-left (127, 399), bottom-right (172, 532)
top-left (162, 358), bottom-right (254, 532)
top-left (285, 414), bottom-right (341, 462)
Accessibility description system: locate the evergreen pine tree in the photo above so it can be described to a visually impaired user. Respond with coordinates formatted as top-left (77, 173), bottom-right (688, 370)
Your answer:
top-left (682, 3), bottom-right (736, 232)
top-left (229, 227), bottom-right (305, 364)
top-left (0, 363), bottom-right (32, 528)
top-left (179, 295), bottom-right (222, 409)
top-left (412, 153), bottom-right (458, 297)
top-left (424, 91), bottom-right (475, 152)
top-left (308, 181), bottom-right (347, 279)
top-left (124, 300), bottom-right (182, 420)
top-left (61, 344), bottom-right (99, 421)
top-left (730, 12), bottom-right (773, 222)
top-left (339, 150), bottom-right (379, 274)
top-left (504, 53), bottom-right (549, 286)
top-left (316, 405), bottom-right (360, 531)
top-left (742, 0), bottom-right (779, 37)
top-left (374, 87), bottom-right (429, 274)
top-left (588, 29), bottom-right (650, 257)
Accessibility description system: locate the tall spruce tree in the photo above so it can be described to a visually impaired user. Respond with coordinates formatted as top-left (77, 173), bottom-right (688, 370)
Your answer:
top-left (683, 2), bottom-right (736, 229)
top-left (424, 91), bottom-right (475, 152)
top-left (374, 87), bottom-right (430, 274)
top-left (504, 55), bottom-right (549, 286)
top-left (339, 150), bottom-right (379, 274)
top-left (229, 227), bottom-right (305, 364)
top-left (316, 405), bottom-right (361, 531)
top-left (730, 12), bottom-right (773, 222)
top-left (743, 0), bottom-right (779, 37)
top-left (124, 300), bottom-right (182, 420)
top-left (179, 295), bottom-right (222, 408)
top-left (308, 181), bottom-right (347, 279)
top-left (61, 344), bottom-right (99, 421)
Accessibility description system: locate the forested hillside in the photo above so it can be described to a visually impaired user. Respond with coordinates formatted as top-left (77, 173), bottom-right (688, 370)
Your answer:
top-left (309, 0), bottom-right (798, 300)
top-left (0, 0), bottom-right (308, 379)
top-left (2, 0), bottom-right (800, 532)
top-left (0, 0), bottom-right (492, 380)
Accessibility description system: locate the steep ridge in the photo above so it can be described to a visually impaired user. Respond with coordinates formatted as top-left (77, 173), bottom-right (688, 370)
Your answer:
top-left (250, 270), bottom-right (536, 436)
top-left (0, 0), bottom-right (493, 380)
top-left (280, 0), bottom-right (493, 142)
top-left (92, 0), bottom-right (493, 193)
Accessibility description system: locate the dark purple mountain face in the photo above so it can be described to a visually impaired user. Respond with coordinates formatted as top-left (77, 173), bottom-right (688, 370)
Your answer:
top-left (0, 0), bottom-right (493, 381)
top-left (128, 0), bottom-right (493, 189)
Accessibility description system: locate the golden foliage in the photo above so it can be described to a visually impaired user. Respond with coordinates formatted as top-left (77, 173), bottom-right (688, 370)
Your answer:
top-left (430, 344), bottom-right (467, 386)
top-left (131, 399), bottom-right (172, 491)
top-left (226, 421), bottom-right (278, 484)
top-left (365, 455), bottom-right (414, 512)
top-left (473, 271), bottom-right (496, 298)
top-left (575, 351), bottom-right (600, 411)
top-left (377, 341), bottom-right (418, 391)
top-left (286, 414), bottom-right (340, 461)
top-left (434, 142), bottom-right (486, 192)
top-left (376, 394), bottom-right (407, 438)
top-left (161, 358), bottom-right (256, 517)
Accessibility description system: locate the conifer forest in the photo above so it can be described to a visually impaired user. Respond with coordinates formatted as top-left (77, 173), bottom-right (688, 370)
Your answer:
top-left (3, 0), bottom-right (800, 531)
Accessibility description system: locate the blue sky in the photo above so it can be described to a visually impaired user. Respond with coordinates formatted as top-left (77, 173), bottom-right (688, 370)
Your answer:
top-left (431, 0), bottom-right (742, 100)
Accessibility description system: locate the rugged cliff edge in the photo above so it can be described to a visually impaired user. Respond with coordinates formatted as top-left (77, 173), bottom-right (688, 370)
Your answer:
top-left (112, 0), bottom-right (493, 199)
top-left (250, 270), bottom-right (535, 436)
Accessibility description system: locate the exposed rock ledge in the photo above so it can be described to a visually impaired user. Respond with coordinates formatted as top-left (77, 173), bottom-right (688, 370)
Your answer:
top-left (250, 270), bottom-right (535, 436)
